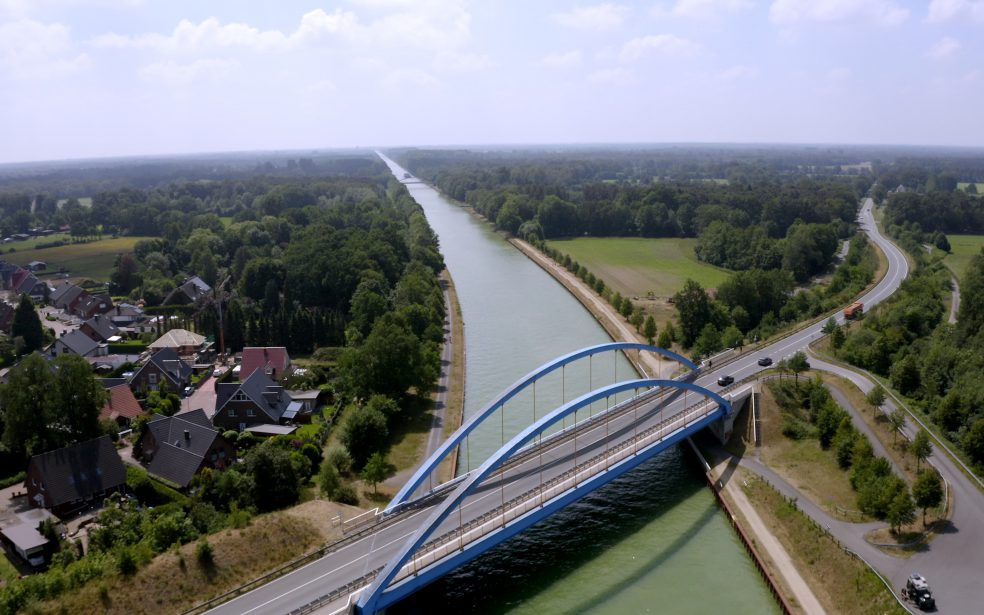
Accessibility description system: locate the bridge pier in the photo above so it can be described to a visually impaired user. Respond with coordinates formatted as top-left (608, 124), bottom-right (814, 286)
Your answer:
top-left (708, 384), bottom-right (753, 445)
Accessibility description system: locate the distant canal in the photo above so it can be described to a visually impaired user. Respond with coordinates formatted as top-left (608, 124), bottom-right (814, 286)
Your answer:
top-left (377, 153), bottom-right (779, 615)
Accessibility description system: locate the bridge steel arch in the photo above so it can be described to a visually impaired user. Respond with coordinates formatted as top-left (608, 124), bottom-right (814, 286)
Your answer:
top-left (357, 377), bottom-right (730, 614)
top-left (386, 343), bottom-right (699, 513)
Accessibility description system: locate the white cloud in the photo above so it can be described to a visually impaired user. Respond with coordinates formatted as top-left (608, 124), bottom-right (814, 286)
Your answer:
top-left (138, 58), bottom-right (239, 86)
top-left (929, 36), bottom-right (960, 59)
top-left (769, 0), bottom-right (909, 26)
top-left (92, 4), bottom-right (471, 54)
top-left (0, 19), bottom-right (89, 79)
top-left (553, 4), bottom-right (629, 31)
top-left (92, 10), bottom-right (358, 52)
top-left (718, 65), bottom-right (758, 81)
top-left (433, 51), bottom-right (495, 71)
top-left (926, 0), bottom-right (984, 23)
top-left (539, 50), bottom-right (582, 68)
top-left (588, 67), bottom-right (634, 84)
top-left (652, 0), bottom-right (753, 20)
top-left (619, 34), bottom-right (698, 61)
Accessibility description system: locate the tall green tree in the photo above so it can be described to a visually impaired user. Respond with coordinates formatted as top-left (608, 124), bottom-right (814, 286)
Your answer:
top-left (643, 315), bottom-right (657, 345)
top-left (887, 488), bottom-right (916, 535)
top-left (912, 471), bottom-right (943, 526)
top-left (361, 452), bottom-right (389, 495)
top-left (0, 353), bottom-right (56, 458)
top-left (11, 294), bottom-right (43, 354)
top-left (673, 279), bottom-right (711, 347)
top-left (53, 354), bottom-right (107, 443)
top-left (911, 429), bottom-right (933, 472)
top-left (339, 403), bottom-right (389, 468)
top-left (788, 351), bottom-right (810, 384)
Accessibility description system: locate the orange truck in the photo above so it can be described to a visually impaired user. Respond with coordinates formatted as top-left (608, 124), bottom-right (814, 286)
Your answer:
top-left (844, 301), bottom-right (863, 319)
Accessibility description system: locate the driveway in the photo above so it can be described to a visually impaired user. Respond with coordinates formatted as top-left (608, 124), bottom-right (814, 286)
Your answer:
top-left (177, 374), bottom-right (218, 419)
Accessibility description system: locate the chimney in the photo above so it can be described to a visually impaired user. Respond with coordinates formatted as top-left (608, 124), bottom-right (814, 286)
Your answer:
top-left (184, 430), bottom-right (190, 441)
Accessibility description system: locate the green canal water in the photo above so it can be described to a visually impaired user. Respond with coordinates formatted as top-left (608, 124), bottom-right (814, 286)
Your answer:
top-left (378, 153), bottom-right (779, 615)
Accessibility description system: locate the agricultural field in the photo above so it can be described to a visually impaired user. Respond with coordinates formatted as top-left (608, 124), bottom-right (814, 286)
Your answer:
top-left (943, 234), bottom-right (984, 281)
top-left (957, 182), bottom-right (983, 196)
top-left (1, 232), bottom-right (71, 250)
top-left (4, 236), bottom-right (152, 281)
top-left (546, 237), bottom-right (731, 299)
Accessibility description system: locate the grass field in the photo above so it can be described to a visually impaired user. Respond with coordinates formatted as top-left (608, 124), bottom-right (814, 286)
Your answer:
top-left (2, 232), bottom-right (71, 250)
top-left (545, 237), bottom-right (731, 299)
top-left (4, 236), bottom-right (152, 281)
top-left (957, 182), bottom-right (983, 196)
top-left (943, 234), bottom-right (984, 281)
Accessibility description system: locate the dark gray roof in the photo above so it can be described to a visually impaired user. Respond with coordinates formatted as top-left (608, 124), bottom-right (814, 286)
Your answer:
top-left (50, 283), bottom-right (83, 308)
top-left (99, 378), bottom-right (128, 389)
top-left (82, 314), bottom-right (120, 341)
top-left (215, 369), bottom-right (292, 423)
top-left (56, 329), bottom-right (100, 356)
top-left (27, 436), bottom-right (125, 507)
top-left (133, 347), bottom-right (192, 386)
top-left (144, 409), bottom-right (220, 487)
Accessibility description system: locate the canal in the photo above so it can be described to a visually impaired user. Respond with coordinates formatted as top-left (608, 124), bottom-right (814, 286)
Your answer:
top-left (377, 153), bottom-right (779, 615)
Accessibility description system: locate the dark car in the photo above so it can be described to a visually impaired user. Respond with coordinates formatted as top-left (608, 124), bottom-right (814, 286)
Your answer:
top-left (757, 357), bottom-right (773, 367)
top-left (717, 375), bottom-right (734, 386)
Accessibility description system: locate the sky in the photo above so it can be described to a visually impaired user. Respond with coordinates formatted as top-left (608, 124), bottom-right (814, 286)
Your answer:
top-left (0, 0), bottom-right (982, 163)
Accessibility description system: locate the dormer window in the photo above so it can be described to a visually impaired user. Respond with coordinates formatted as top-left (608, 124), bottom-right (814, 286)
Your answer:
top-left (233, 391), bottom-right (248, 401)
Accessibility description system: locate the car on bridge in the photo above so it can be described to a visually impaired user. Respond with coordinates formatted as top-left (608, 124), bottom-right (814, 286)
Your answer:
top-left (716, 375), bottom-right (734, 386)
top-left (757, 357), bottom-right (773, 367)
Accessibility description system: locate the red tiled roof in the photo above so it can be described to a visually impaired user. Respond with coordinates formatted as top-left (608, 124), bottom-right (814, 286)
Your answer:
top-left (240, 347), bottom-right (290, 380)
top-left (100, 385), bottom-right (143, 422)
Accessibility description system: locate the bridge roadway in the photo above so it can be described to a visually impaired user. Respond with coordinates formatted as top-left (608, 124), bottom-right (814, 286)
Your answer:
top-left (207, 197), bottom-right (907, 615)
top-left (208, 382), bottom-right (726, 615)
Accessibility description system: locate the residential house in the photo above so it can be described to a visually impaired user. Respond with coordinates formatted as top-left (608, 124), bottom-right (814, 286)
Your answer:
top-left (0, 261), bottom-right (21, 289)
top-left (148, 328), bottom-right (207, 359)
top-left (11, 269), bottom-right (48, 301)
top-left (99, 384), bottom-right (143, 427)
top-left (137, 409), bottom-right (235, 488)
top-left (240, 346), bottom-right (291, 381)
top-left (286, 389), bottom-right (324, 423)
top-left (49, 283), bottom-right (85, 312)
top-left (108, 303), bottom-right (145, 327)
top-left (163, 275), bottom-right (211, 305)
top-left (0, 509), bottom-right (56, 567)
top-left (49, 329), bottom-right (107, 358)
top-left (24, 435), bottom-right (126, 517)
top-left (129, 347), bottom-right (192, 395)
top-left (213, 370), bottom-right (294, 431)
top-left (80, 314), bottom-right (121, 343)
top-left (27, 261), bottom-right (46, 272)
top-left (74, 292), bottom-right (113, 320)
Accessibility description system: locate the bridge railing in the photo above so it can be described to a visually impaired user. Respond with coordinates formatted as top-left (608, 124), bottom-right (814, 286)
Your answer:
top-left (389, 395), bottom-right (724, 586)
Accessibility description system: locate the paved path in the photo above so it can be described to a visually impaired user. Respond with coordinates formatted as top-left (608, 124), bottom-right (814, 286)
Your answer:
top-left (709, 459), bottom-right (826, 615)
top-left (808, 352), bottom-right (984, 614)
top-left (179, 374), bottom-right (218, 419)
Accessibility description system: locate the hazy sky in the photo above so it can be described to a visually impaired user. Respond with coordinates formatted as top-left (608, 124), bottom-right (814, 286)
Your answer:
top-left (1, 0), bottom-right (981, 163)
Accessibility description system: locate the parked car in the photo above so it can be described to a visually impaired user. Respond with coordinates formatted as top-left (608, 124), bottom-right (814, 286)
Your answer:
top-left (717, 375), bottom-right (734, 386)
top-left (757, 357), bottom-right (773, 367)
top-left (182, 386), bottom-right (195, 397)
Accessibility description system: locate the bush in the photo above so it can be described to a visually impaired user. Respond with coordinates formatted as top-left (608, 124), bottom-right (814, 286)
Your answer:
top-left (0, 471), bottom-right (26, 489)
top-left (117, 548), bottom-right (137, 576)
top-left (196, 540), bottom-right (214, 569)
top-left (333, 483), bottom-right (359, 505)
top-left (326, 446), bottom-right (352, 475)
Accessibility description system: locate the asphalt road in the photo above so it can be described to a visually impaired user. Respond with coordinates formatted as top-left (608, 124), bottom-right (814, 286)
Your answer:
top-left (207, 198), bottom-right (918, 615)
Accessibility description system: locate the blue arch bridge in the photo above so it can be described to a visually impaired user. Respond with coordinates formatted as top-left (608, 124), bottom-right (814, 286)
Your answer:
top-left (206, 343), bottom-right (754, 615)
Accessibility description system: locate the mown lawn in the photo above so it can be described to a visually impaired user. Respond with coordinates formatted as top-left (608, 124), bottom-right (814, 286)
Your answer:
top-left (943, 234), bottom-right (984, 281)
top-left (5, 236), bottom-right (153, 282)
top-left (546, 237), bottom-right (731, 299)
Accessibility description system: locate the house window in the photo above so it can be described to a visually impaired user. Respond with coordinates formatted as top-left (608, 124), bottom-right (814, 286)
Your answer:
top-left (148, 373), bottom-right (157, 385)
top-left (246, 408), bottom-right (255, 417)
top-left (228, 408), bottom-right (237, 417)
top-left (233, 391), bottom-right (248, 401)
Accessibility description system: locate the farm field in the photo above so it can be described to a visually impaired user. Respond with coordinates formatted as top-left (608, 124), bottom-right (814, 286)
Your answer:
top-left (4, 236), bottom-right (152, 281)
top-left (2, 232), bottom-right (71, 249)
top-left (943, 234), bottom-right (984, 281)
top-left (546, 237), bottom-right (731, 299)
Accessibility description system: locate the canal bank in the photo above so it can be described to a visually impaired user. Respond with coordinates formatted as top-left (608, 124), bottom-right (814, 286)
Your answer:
top-left (379, 152), bottom-right (780, 615)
